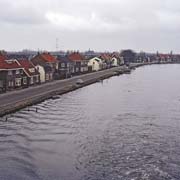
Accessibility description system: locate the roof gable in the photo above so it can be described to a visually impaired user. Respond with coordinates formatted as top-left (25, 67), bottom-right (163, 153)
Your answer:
top-left (18, 59), bottom-right (39, 77)
top-left (57, 55), bottom-right (72, 62)
top-left (68, 52), bottom-right (84, 61)
top-left (40, 53), bottom-right (57, 63)
top-left (0, 59), bottom-right (23, 70)
top-left (0, 55), bottom-right (7, 62)
top-left (99, 53), bottom-right (111, 61)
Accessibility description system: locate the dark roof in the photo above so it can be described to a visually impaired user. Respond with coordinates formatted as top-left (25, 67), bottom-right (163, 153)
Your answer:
top-left (7, 54), bottom-right (30, 60)
top-left (44, 65), bottom-right (53, 72)
top-left (57, 55), bottom-right (72, 62)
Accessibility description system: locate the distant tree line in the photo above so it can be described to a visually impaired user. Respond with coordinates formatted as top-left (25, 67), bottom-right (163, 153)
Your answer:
top-left (120, 49), bottom-right (136, 64)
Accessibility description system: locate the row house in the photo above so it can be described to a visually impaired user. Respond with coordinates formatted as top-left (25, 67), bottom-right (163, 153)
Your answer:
top-left (99, 53), bottom-right (112, 69)
top-left (87, 53), bottom-right (124, 72)
top-left (17, 59), bottom-right (40, 86)
top-left (56, 55), bottom-right (74, 79)
top-left (156, 54), bottom-right (173, 63)
top-left (88, 57), bottom-right (104, 71)
top-left (111, 52), bottom-right (124, 66)
top-left (0, 58), bottom-right (27, 92)
top-left (31, 52), bottom-right (58, 82)
top-left (136, 52), bottom-right (152, 63)
top-left (68, 52), bottom-right (89, 75)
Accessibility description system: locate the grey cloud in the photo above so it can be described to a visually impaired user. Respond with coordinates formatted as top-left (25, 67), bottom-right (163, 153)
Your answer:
top-left (0, 0), bottom-right (47, 25)
top-left (0, 0), bottom-right (180, 52)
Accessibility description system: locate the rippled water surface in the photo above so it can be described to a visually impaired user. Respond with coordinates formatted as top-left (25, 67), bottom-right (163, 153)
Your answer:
top-left (1, 64), bottom-right (180, 180)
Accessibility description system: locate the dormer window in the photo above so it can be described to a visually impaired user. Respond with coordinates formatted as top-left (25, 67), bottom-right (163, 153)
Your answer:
top-left (29, 68), bottom-right (35, 73)
top-left (15, 70), bottom-right (20, 74)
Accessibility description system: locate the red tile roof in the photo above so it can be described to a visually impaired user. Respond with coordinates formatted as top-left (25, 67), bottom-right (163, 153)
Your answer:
top-left (0, 55), bottom-right (7, 62)
top-left (158, 54), bottom-right (170, 59)
top-left (111, 52), bottom-right (120, 59)
top-left (100, 53), bottom-right (111, 61)
top-left (40, 53), bottom-right (57, 63)
top-left (18, 59), bottom-right (39, 77)
top-left (0, 59), bottom-right (22, 70)
top-left (68, 52), bottom-right (84, 61)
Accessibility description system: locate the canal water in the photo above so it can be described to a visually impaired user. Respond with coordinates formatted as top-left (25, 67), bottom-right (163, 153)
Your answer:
top-left (1, 64), bottom-right (180, 180)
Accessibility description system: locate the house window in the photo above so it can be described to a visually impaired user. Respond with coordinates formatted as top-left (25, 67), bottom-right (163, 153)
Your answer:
top-left (23, 77), bottom-right (27, 84)
top-left (0, 80), bottom-right (3, 88)
top-left (49, 73), bottom-right (53, 80)
top-left (8, 70), bottom-right (12, 75)
top-left (15, 70), bottom-right (20, 75)
top-left (30, 77), bottom-right (34, 84)
top-left (56, 63), bottom-right (58, 70)
top-left (61, 63), bottom-right (65, 68)
top-left (45, 74), bottom-right (49, 81)
top-left (29, 68), bottom-right (35, 73)
top-left (8, 81), bottom-right (14, 87)
top-left (15, 78), bottom-right (21, 87)
top-left (36, 76), bottom-right (39, 83)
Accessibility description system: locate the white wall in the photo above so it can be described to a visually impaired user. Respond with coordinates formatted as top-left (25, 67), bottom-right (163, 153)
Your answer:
top-left (35, 65), bottom-right (45, 83)
top-left (111, 57), bottom-right (118, 67)
top-left (88, 57), bottom-right (102, 71)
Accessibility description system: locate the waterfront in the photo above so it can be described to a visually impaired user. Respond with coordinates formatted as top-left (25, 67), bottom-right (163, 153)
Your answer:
top-left (1, 64), bottom-right (180, 179)
top-left (0, 66), bottom-right (127, 117)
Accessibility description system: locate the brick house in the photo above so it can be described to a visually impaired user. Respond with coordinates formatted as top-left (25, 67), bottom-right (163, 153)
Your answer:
top-left (99, 53), bottom-right (112, 69)
top-left (68, 52), bottom-right (89, 75)
top-left (31, 52), bottom-right (58, 82)
top-left (18, 59), bottom-right (40, 86)
top-left (56, 55), bottom-right (74, 79)
top-left (0, 58), bottom-right (28, 92)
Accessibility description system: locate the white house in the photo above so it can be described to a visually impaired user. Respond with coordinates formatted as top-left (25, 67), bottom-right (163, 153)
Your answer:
top-left (111, 57), bottom-right (119, 67)
top-left (35, 65), bottom-right (45, 83)
top-left (111, 52), bottom-right (125, 66)
top-left (88, 57), bottom-right (103, 71)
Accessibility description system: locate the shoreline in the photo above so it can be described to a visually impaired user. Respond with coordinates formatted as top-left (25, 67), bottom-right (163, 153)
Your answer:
top-left (0, 62), bottom-right (160, 117)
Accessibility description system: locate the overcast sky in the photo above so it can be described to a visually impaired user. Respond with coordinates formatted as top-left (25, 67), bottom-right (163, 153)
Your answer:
top-left (0, 0), bottom-right (180, 53)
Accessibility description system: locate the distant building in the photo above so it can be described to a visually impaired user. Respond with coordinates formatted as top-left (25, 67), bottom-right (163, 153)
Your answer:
top-left (99, 53), bottom-right (112, 69)
top-left (157, 54), bottom-right (172, 63)
top-left (111, 52), bottom-right (124, 66)
top-left (88, 57), bottom-right (103, 71)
